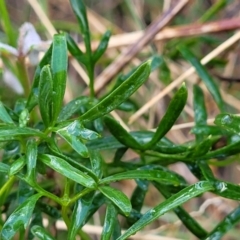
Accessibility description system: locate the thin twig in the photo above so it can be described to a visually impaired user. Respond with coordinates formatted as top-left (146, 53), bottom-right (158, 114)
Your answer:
top-left (84, 17), bottom-right (240, 51)
top-left (129, 30), bottom-right (240, 124)
top-left (90, 0), bottom-right (189, 95)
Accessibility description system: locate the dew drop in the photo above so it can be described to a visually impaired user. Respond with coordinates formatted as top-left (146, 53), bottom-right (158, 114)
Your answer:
top-left (221, 115), bottom-right (232, 125)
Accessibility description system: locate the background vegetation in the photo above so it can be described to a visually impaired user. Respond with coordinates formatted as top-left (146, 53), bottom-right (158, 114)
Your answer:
top-left (1, 0), bottom-right (240, 239)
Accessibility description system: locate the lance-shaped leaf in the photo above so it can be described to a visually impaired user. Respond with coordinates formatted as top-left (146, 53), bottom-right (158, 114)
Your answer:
top-left (99, 186), bottom-right (131, 216)
top-left (101, 203), bottom-right (118, 240)
top-left (193, 85), bottom-right (207, 142)
top-left (198, 161), bottom-right (215, 181)
top-left (93, 30), bottom-right (111, 63)
top-left (117, 181), bottom-right (214, 240)
top-left (0, 126), bottom-right (46, 141)
top-left (89, 150), bottom-right (103, 179)
top-left (193, 85), bottom-right (207, 126)
top-left (57, 129), bottom-right (89, 158)
top-left (68, 192), bottom-right (95, 240)
top-left (19, 109), bottom-right (29, 128)
top-left (213, 181), bottom-right (240, 200)
top-left (80, 60), bottom-right (151, 122)
top-left (39, 154), bottom-right (96, 188)
top-left (0, 163), bottom-right (10, 173)
top-left (187, 135), bottom-right (219, 158)
top-left (39, 65), bottom-right (53, 127)
top-left (70, 0), bottom-right (91, 54)
top-left (26, 139), bottom-right (37, 182)
top-left (56, 120), bottom-right (99, 158)
top-left (131, 180), bottom-right (149, 212)
top-left (27, 44), bottom-right (52, 111)
top-left (51, 33), bottom-right (68, 123)
top-left (142, 83), bottom-right (187, 149)
top-left (1, 193), bottom-right (42, 240)
top-left (154, 182), bottom-right (208, 239)
top-left (104, 116), bottom-right (142, 149)
top-left (99, 170), bottom-right (182, 186)
top-left (214, 113), bottom-right (240, 135)
top-left (0, 101), bottom-right (14, 123)
top-left (9, 156), bottom-right (26, 176)
top-left (179, 46), bottom-right (225, 112)
top-left (31, 225), bottom-right (56, 240)
top-left (58, 96), bottom-right (90, 122)
top-left (66, 34), bottom-right (86, 65)
top-left (206, 206), bottom-right (240, 239)
top-left (191, 125), bottom-right (226, 136)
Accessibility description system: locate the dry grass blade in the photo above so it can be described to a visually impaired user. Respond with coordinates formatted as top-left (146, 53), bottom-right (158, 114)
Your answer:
top-left (85, 18), bottom-right (240, 51)
top-left (91, 0), bottom-right (189, 95)
top-left (27, 0), bottom-right (56, 37)
top-left (129, 30), bottom-right (240, 124)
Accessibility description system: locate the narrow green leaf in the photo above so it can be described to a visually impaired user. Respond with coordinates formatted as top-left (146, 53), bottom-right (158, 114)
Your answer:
top-left (187, 135), bottom-right (219, 158)
top-left (93, 30), bottom-right (111, 63)
top-left (206, 206), bottom-right (240, 239)
top-left (19, 109), bottom-right (29, 127)
top-left (39, 65), bottom-right (53, 127)
top-left (68, 192), bottom-right (95, 240)
top-left (1, 193), bottom-right (42, 240)
top-left (57, 120), bottom-right (100, 140)
top-left (100, 170), bottom-right (182, 186)
top-left (99, 186), bottom-right (131, 216)
top-left (117, 181), bottom-right (214, 240)
top-left (193, 85), bottom-right (207, 126)
top-left (0, 126), bottom-right (46, 141)
top-left (9, 156), bottom-right (26, 176)
top-left (0, 101), bottom-right (14, 123)
top-left (39, 154), bottom-right (96, 188)
top-left (117, 101), bottom-right (136, 112)
top-left (70, 0), bottom-right (91, 54)
top-left (89, 150), bottom-right (103, 179)
top-left (85, 193), bottom-right (106, 222)
top-left (26, 139), bottom-right (37, 182)
top-left (31, 225), bottom-right (56, 240)
top-left (57, 130), bottom-right (89, 158)
top-left (198, 161), bottom-right (215, 181)
top-left (104, 116), bottom-right (142, 149)
top-left (193, 85), bottom-right (207, 142)
top-left (0, 162), bottom-right (9, 173)
top-left (87, 132), bottom-right (188, 154)
top-left (214, 181), bottom-right (240, 200)
top-left (101, 203), bottom-right (117, 240)
top-left (142, 83), bottom-right (188, 149)
top-left (191, 125), bottom-right (226, 136)
top-left (58, 96), bottom-right (90, 122)
top-left (154, 182), bottom-right (208, 239)
top-left (80, 60), bottom-right (151, 122)
top-left (51, 33), bottom-right (68, 123)
top-left (214, 113), bottom-right (240, 134)
top-left (27, 44), bottom-right (53, 111)
top-left (66, 34), bottom-right (86, 65)
top-left (179, 46), bottom-right (225, 112)
top-left (131, 180), bottom-right (149, 212)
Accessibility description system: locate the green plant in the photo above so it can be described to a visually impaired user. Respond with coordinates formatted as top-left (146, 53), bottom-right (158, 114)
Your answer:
top-left (1, 0), bottom-right (240, 240)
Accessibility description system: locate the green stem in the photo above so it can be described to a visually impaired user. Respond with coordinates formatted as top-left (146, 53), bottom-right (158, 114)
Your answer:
top-left (16, 57), bottom-right (30, 98)
top-left (33, 184), bottom-right (62, 205)
top-left (62, 205), bottom-right (70, 228)
top-left (88, 64), bottom-right (95, 98)
top-left (68, 188), bottom-right (93, 206)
